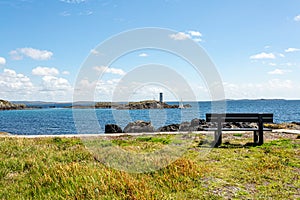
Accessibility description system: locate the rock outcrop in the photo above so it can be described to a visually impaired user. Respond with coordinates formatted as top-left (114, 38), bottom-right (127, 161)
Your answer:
top-left (95, 102), bottom-right (114, 109)
top-left (123, 120), bottom-right (155, 133)
top-left (126, 100), bottom-right (178, 109)
top-left (0, 99), bottom-right (26, 110)
top-left (105, 124), bottom-right (123, 133)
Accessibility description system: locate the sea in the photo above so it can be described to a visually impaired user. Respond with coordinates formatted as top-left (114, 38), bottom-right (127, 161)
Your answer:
top-left (0, 99), bottom-right (300, 135)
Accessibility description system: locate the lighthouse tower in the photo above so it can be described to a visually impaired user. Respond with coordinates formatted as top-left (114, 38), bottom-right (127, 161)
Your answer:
top-left (159, 93), bottom-right (163, 103)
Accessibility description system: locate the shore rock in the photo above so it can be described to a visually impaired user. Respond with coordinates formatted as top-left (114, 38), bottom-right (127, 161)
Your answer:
top-left (219, 122), bottom-right (258, 129)
top-left (292, 122), bottom-right (300, 126)
top-left (105, 124), bottom-right (123, 133)
top-left (191, 118), bottom-right (206, 126)
top-left (179, 122), bottom-right (191, 131)
top-left (157, 119), bottom-right (208, 132)
top-left (157, 124), bottom-right (180, 132)
top-left (123, 120), bottom-right (155, 133)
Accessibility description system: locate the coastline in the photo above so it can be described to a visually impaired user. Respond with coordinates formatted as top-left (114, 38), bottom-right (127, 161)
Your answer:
top-left (1, 129), bottom-right (299, 138)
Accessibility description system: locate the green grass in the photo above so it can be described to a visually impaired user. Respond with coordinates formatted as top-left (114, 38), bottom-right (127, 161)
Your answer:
top-left (0, 135), bottom-right (299, 199)
top-left (233, 133), bottom-right (243, 137)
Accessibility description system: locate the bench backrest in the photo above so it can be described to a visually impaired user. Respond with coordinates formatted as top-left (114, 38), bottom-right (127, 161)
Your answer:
top-left (206, 113), bottom-right (273, 123)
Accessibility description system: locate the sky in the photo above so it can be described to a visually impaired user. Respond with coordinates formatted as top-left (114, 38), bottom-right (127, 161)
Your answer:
top-left (0, 0), bottom-right (300, 102)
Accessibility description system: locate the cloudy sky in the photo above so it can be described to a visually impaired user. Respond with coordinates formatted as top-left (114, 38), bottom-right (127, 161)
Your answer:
top-left (0, 0), bottom-right (300, 101)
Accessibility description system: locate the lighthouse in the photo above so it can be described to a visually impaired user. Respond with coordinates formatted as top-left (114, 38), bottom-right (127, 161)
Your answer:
top-left (159, 93), bottom-right (163, 103)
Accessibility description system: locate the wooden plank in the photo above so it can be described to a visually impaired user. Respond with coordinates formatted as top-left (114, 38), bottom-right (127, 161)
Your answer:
top-left (204, 128), bottom-right (272, 131)
top-left (206, 113), bottom-right (273, 123)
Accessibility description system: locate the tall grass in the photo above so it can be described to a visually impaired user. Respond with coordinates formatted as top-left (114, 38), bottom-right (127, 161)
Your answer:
top-left (0, 135), bottom-right (299, 199)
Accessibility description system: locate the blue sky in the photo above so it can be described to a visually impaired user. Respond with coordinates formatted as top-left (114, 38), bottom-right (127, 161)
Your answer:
top-left (0, 0), bottom-right (300, 101)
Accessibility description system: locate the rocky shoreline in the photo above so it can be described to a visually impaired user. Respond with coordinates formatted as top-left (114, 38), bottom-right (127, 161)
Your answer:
top-left (0, 99), bottom-right (26, 110)
top-left (107, 119), bottom-right (249, 133)
top-left (105, 119), bottom-right (300, 134)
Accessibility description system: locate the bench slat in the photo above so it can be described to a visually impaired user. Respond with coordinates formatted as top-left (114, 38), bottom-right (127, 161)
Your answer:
top-left (204, 128), bottom-right (272, 131)
top-left (206, 113), bottom-right (273, 123)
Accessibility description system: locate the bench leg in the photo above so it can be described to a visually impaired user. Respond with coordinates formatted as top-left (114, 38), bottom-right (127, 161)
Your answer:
top-left (253, 131), bottom-right (259, 144)
top-left (258, 131), bottom-right (264, 145)
top-left (214, 131), bottom-right (222, 147)
top-left (258, 116), bottom-right (264, 145)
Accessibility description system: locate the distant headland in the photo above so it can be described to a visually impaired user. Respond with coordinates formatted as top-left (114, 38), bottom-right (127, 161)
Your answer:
top-left (0, 99), bottom-right (26, 110)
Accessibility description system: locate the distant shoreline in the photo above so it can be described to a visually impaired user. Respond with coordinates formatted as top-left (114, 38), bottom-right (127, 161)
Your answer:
top-left (11, 98), bottom-right (300, 104)
top-left (7, 99), bottom-right (300, 110)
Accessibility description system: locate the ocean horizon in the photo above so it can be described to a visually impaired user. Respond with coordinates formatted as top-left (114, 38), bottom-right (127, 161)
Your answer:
top-left (1, 99), bottom-right (300, 135)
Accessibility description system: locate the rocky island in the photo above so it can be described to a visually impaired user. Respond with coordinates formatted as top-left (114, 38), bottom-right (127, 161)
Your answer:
top-left (70, 100), bottom-right (192, 110)
top-left (0, 99), bottom-right (26, 110)
top-left (95, 100), bottom-right (191, 110)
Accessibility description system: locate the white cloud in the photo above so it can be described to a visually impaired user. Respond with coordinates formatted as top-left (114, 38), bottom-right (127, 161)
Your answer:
top-left (294, 14), bottom-right (300, 22)
top-left (60, 11), bottom-right (71, 16)
top-left (250, 52), bottom-right (276, 59)
top-left (41, 76), bottom-right (72, 91)
top-left (60, 0), bottom-right (87, 3)
top-left (75, 78), bottom-right (118, 101)
top-left (0, 57), bottom-right (6, 65)
top-left (193, 38), bottom-right (202, 42)
top-left (285, 48), bottom-right (300, 53)
top-left (281, 62), bottom-right (296, 67)
top-left (90, 49), bottom-right (103, 56)
top-left (285, 62), bottom-right (295, 66)
top-left (0, 68), bottom-right (33, 92)
top-left (169, 30), bottom-right (203, 43)
top-left (268, 69), bottom-right (291, 75)
top-left (62, 70), bottom-right (70, 75)
top-left (268, 62), bottom-right (277, 66)
top-left (223, 79), bottom-right (296, 99)
top-left (79, 10), bottom-right (93, 16)
top-left (106, 78), bottom-right (120, 85)
top-left (32, 67), bottom-right (59, 76)
top-left (187, 31), bottom-right (202, 37)
top-left (278, 53), bottom-right (285, 58)
top-left (9, 50), bottom-right (23, 60)
top-left (138, 53), bottom-right (148, 57)
top-left (10, 48), bottom-right (53, 60)
top-left (169, 32), bottom-right (191, 40)
top-left (0, 68), bottom-right (73, 101)
top-left (93, 66), bottom-right (126, 76)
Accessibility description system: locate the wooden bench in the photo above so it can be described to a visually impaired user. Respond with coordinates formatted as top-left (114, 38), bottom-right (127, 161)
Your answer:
top-left (205, 113), bottom-right (273, 147)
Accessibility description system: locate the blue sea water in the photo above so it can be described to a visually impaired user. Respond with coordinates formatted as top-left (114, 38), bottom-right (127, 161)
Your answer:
top-left (0, 100), bottom-right (300, 135)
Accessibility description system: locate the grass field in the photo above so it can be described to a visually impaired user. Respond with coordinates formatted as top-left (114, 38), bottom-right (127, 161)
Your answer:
top-left (0, 133), bottom-right (299, 199)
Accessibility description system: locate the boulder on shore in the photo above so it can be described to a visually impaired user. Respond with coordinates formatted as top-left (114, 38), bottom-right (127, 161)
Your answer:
top-left (179, 122), bottom-right (191, 131)
top-left (157, 119), bottom-right (208, 132)
top-left (191, 118), bottom-right (206, 126)
top-left (123, 120), bottom-right (155, 133)
top-left (157, 124), bottom-right (180, 132)
top-left (105, 124), bottom-right (123, 133)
